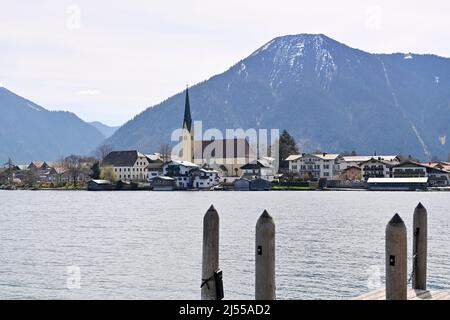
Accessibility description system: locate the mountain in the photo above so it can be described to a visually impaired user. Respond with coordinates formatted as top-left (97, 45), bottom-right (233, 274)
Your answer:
top-left (0, 87), bottom-right (105, 164)
top-left (89, 121), bottom-right (119, 139)
top-left (111, 34), bottom-right (447, 160)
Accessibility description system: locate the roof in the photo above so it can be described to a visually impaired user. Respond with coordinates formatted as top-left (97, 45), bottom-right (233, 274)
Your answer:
top-left (169, 160), bottom-right (198, 167)
top-left (192, 168), bottom-right (219, 174)
top-left (194, 138), bottom-right (254, 159)
top-left (285, 155), bottom-right (301, 161)
top-left (342, 155), bottom-right (398, 162)
top-left (367, 177), bottom-right (428, 183)
top-left (395, 160), bottom-right (450, 173)
top-left (285, 153), bottom-right (340, 161)
top-left (240, 160), bottom-right (272, 170)
top-left (29, 161), bottom-right (48, 169)
top-left (150, 176), bottom-right (175, 181)
top-left (145, 154), bottom-right (163, 162)
top-left (359, 157), bottom-right (400, 166)
top-left (183, 88), bottom-right (192, 132)
top-left (342, 166), bottom-right (361, 172)
top-left (102, 150), bottom-right (140, 167)
top-left (422, 162), bottom-right (450, 171)
top-left (90, 179), bottom-right (112, 185)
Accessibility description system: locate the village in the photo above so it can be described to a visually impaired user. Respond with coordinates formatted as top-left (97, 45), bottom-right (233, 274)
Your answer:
top-left (1, 89), bottom-right (450, 192)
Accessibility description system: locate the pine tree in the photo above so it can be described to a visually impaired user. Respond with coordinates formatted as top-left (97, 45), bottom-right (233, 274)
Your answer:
top-left (90, 162), bottom-right (101, 179)
top-left (279, 129), bottom-right (299, 170)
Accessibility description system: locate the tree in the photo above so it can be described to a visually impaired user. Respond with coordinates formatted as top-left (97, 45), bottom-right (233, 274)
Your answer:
top-left (448, 153), bottom-right (450, 162)
top-left (62, 155), bottom-right (96, 187)
top-left (279, 130), bottom-right (299, 170)
top-left (160, 144), bottom-right (171, 163)
top-left (101, 166), bottom-right (117, 182)
top-left (95, 144), bottom-right (113, 161)
top-left (90, 162), bottom-right (101, 179)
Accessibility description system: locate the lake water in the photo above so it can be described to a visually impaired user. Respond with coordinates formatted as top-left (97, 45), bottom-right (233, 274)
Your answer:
top-left (0, 190), bottom-right (449, 299)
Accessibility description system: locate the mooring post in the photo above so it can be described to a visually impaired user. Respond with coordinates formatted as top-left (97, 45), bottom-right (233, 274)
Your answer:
top-left (255, 210), bottom-right (276, 300)
top-left (412, 202), bottom-right (427, 290)
top-left (386, 213), bottom-right (407, 300)
top-left (201, 205), bottom-right (220, 300)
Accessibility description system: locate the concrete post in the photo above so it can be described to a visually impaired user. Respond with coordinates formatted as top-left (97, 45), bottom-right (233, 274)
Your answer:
top-left (386, 213), bottom-right (407, 300)
top-left (255, 210), bottom-right (276, 300)
top-left (201, 205), bottom-right (219, 300)
top-left (412, 202), bottom-right (427, 290)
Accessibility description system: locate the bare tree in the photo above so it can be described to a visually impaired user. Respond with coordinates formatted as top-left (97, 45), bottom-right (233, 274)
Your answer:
top-left (160, 144), bottom-right (171, 164)
top-left (62, 155), bottom-right (96, 187)
top-left (95, 144), bottom-right (113, 161)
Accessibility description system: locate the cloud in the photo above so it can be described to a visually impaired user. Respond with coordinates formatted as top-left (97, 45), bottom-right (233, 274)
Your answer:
top-left (365, 5), bottom-right (383, 31)
top-left (78, 89), bottom-right (99, 96)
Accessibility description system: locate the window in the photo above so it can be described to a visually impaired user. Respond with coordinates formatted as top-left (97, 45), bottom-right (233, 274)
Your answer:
top-left (324, 172), bottom-right (329, 176)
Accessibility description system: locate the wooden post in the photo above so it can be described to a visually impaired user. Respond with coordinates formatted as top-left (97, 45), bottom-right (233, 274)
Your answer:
top-left (412, 202), bottom-right (427, 290)
top-left (255, 210), bottom-right (275, 300)
top-left (201, 205), bottom-right (220, 300)
top-left (385, 213), bottom-right (407, 300)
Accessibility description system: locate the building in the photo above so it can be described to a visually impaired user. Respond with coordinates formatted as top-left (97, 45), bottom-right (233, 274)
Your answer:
top-left (190, 167), bottom-right (220, 189)
top-left (340, 166), bottom-right (362, 181)
top-left (150, 176), bottom-right (176, 191)
top-left (234, 178), bottom-right (251, 191)
top-left (87, 179), bottom-right (114, 191)
top-left (339, 155), bottom-right (399, 171)
top-left (393, 161), bottom-right (450, 187)
top-left (180, 88), bottom-right (256, 176)
top-left (360, 157), bottom-right (399, 180)
top-left (240, 159), bottom-right (275, 181)
top-left (145, 154), bottom-right (164, 180)
top-left (367, 177), bottom-right (428, 191)
top-left (102, 150), bottom-right (149, 182)
top-left (249, 178), bottom-right (272, 191)
top-left (163, 159), bottom-right (198, 189)
top-left (286, 153), bottom-right (341, 180)
top-left (194, 139), bottom-right (256, 176)
top-left (422, 161), bottom-right (450, 172)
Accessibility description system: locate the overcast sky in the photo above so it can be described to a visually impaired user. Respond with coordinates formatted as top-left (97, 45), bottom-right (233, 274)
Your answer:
top-left (1, 0), bottom-right (449, 126)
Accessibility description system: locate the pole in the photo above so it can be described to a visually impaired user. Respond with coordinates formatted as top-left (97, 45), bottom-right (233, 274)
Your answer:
top-left (412, 202), bottom-right (427, 290)
top-left (386, 213), bottom-right (407, 300)
top-left (201, 205), bottom-right (220, 300)
top-left (255, 210), bottom-right (276, 300)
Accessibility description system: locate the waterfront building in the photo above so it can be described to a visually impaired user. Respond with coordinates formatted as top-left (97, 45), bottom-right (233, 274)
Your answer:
top-left (240, 159), bottom-right (275, 181)
top-left (393, 161), bottom-right (450, 187)
top-left (162, 159), bottom-right (198, 189)
top-left (359, 157), bottom-right (399, 180)
top-left (286, 153), bottom-right (341, 180)
top-left (102, 150), bottom-right (149, 182)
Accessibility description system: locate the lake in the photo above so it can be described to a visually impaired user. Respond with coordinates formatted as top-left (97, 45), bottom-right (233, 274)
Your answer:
top-left (0, 190), bottom-right (449, 299)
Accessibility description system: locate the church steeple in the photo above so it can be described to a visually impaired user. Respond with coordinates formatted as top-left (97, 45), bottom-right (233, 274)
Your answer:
top-left (181, 86), bottom-right (194, 163)
top-left (183, 86), bottom-right (192, 132)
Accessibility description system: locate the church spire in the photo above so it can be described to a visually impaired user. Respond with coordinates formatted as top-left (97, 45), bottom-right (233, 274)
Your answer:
top-left (183, 86), bottom-right (192, 132)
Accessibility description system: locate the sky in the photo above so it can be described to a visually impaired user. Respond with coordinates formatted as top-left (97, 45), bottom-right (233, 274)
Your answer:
top-left (1, 0), bottom-right (449, 126)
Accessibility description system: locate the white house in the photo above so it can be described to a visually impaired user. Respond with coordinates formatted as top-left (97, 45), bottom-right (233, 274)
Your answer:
top-left (191, 167), bottom-right (220, 189)
top-left (145, 154), bottom-right (164, 180)
top-left (240, 159), bottom-right (275, 181)
top-left (339, 155), bottom-right (399, 171)
top-left (102, 150), bottom-right (149, 182)
top-left (360, 157), bottom-right (399, 180)
top-left (286, 153), bottom-right (341, 180)
top-left (163, 159), bottom-right (199, 189)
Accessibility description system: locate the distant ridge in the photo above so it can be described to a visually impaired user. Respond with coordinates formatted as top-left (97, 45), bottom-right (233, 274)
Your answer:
top-left (89, 121), bottom-right (120, 139)
top-left (0, 87), bottom-right (105, 163)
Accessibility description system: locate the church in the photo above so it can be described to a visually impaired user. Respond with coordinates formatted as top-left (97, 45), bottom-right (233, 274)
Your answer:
top-left (180, 88), bottom-right (256, 176)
